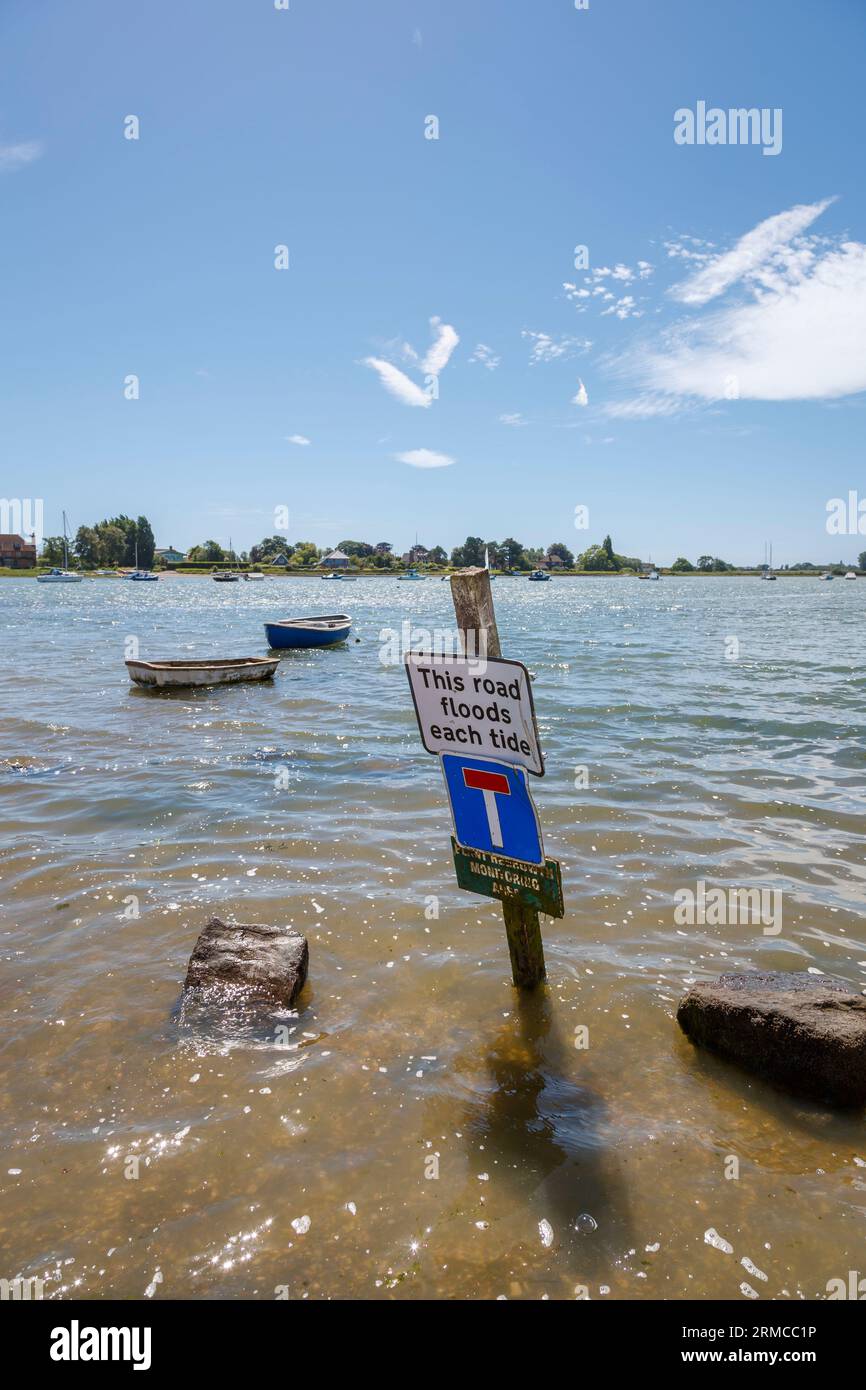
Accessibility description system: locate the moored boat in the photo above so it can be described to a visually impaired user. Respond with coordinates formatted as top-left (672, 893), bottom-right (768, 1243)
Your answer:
top-left (398, 568), bottom-right (425, 581)
top-left (845, 571), bottom-right (857, 581)
top-left (527, 569), bottom-right (550, 582)
top-left (212, 539), bottom-right (241, 582)
top-left (126, 656), bottom-right (279, 689)
top-left (37, 567), bottom-right (82, 584)
top-left (126, 570), bottom-right (159, 581)
top-left (264, 613), bottom-right (351, 648)
top-left (37, 511), bottom-right (82, 582)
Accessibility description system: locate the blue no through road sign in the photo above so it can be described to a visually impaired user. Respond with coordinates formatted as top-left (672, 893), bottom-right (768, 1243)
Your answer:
top-left (440, 754), bottom-right (544, 866)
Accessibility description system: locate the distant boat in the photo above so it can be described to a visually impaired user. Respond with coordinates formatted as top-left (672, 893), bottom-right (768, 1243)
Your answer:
top-left (322, 571), bottom-right (354, 581)
top-left (845, 571), bottom-right (857, 581)
top-left (647, 569), bottom-right (660, 581)
top-left (761, 542), bottom-right (777, 579)
top-left (122, 538), bottom-right (159, 580)
top-left (37, 511), bottom-right (82, 583)
top-left (264, 614), bottom-right (351, 649)
top-left (126, 656), bottom-right (279, 689)
top-left (398, 568), bottom-right (425, 581)
top-left (528, 569), bottom-right (550, 582)
top-left (243, 571), bottom-right (266, 581)
top-left (38, 567), bottom-right (82, 584)
top-left (821, 572), bottom-right (834, 581)
top-left (212, 538), bottom-right (241, 582)
top-left (95, 569), bottom-right (122, 577)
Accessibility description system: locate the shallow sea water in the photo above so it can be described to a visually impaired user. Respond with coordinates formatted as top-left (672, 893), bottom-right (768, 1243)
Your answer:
top-left (1, 573), bottom-right (865, 1300)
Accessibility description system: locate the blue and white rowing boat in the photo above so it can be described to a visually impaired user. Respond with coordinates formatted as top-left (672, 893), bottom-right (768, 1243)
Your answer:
top-left (264, 613), bottom-right (352, 649)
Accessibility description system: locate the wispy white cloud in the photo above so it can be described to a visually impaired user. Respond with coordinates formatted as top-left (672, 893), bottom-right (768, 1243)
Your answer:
top-left (563, 283), bottom-right (591, 306)
top-left (572, 379), bottom-right (589, 407)
top-left (499, 412), bottom-right (527, 426)
top-left (469, 343), bottom-right (501, 370)
top-left (422, 317), bottom-right (459, 375)
top-left (601, 295), bottom-right (643, 320)
top-left (523, 329), bottom-right (592, 364)
top-left (395, 448), bottom-right (455, 468)
top-left (669, 198), bottom-right (834, 305)
top-left (364, 356), bottom-right (432, 408)
top-left (285, 434), bottom-right (311, 445)
top-left (0, 139), bottom-right (42, 173)
top-left (663, 236), bottom-right (715, 265)
top-left (364, 316), bottom-right (458, 406)
top-left (609, 199), bottom-right (866, 411)
top-left (604, 393), bottom-right (687, 419)
top-left (565, 261), bottom-right (652, 317)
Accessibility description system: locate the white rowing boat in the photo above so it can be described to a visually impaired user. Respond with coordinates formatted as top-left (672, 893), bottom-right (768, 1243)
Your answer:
top-left (126, 657), bottom-right (279, 689)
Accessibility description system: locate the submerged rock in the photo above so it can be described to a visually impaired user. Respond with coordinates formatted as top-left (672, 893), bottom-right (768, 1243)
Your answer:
top-left (677, 971), bottom-right (866, 1107)
top-left (184, 917), bottom-right (308, 1009)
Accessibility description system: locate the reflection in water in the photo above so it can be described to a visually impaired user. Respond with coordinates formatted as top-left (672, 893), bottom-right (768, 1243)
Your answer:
top-left (464, 991), bottom-right (631, 1286)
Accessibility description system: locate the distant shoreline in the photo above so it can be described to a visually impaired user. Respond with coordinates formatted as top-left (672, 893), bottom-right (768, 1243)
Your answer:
top-left (3, 568), bottom-right (860, 580)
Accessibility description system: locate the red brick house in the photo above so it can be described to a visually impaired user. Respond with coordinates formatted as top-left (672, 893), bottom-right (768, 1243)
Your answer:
top-left (0, 533), bottom-right (37, 568)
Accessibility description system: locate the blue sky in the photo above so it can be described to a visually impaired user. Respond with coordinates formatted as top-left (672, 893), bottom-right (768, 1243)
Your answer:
top-left (2, 0), bottom-right (864, 564)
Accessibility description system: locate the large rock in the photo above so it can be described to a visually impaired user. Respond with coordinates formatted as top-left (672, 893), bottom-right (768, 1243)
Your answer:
top-left (184, 917), bottom-right (308, 1008)
top-left (677, 971), bottom-right (866, 1107)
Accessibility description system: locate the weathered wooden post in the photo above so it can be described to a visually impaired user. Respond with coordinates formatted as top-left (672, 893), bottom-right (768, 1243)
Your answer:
top-left (404, 566), bottom-right (562, 990)
top-left (449, 568), bottom-right (547, 988)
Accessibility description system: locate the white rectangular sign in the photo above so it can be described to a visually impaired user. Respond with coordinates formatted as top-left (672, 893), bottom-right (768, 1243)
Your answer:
top-left (404, 654), bottom-right (544, 775)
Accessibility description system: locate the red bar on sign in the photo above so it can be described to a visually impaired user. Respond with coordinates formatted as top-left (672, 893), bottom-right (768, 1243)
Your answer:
top-left (463, 768), bottom-right (511, 796)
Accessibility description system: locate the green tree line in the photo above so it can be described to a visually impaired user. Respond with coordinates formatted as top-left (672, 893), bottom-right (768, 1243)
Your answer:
top-left (42, 515), bottom-right (156, 569)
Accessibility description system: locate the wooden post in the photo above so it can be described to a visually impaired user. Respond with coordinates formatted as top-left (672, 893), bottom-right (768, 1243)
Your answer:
top-left (449, 567), bottom-right (547, 989)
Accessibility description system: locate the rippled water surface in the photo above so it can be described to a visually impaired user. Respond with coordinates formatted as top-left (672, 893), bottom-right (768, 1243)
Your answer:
top-left (1, 574), bottom-right (865, 1300)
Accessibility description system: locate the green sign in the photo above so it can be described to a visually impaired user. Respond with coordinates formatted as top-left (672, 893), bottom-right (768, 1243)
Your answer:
top-left (451, 837), bottom-right (564, 919)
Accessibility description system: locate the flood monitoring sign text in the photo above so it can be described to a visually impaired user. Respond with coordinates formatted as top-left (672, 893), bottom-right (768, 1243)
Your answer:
top-left (404, 654), bottom-right (543, 776)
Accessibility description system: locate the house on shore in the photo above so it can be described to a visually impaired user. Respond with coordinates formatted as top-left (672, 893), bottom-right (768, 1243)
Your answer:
top-left (155, 545), bottom-right (186, 564)
top-left (319, 548), bottom-right (351, 569)
top-left (0, 533), bottom-right (37, 568)
top-left (402, 544), bottom-right (429, 565)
